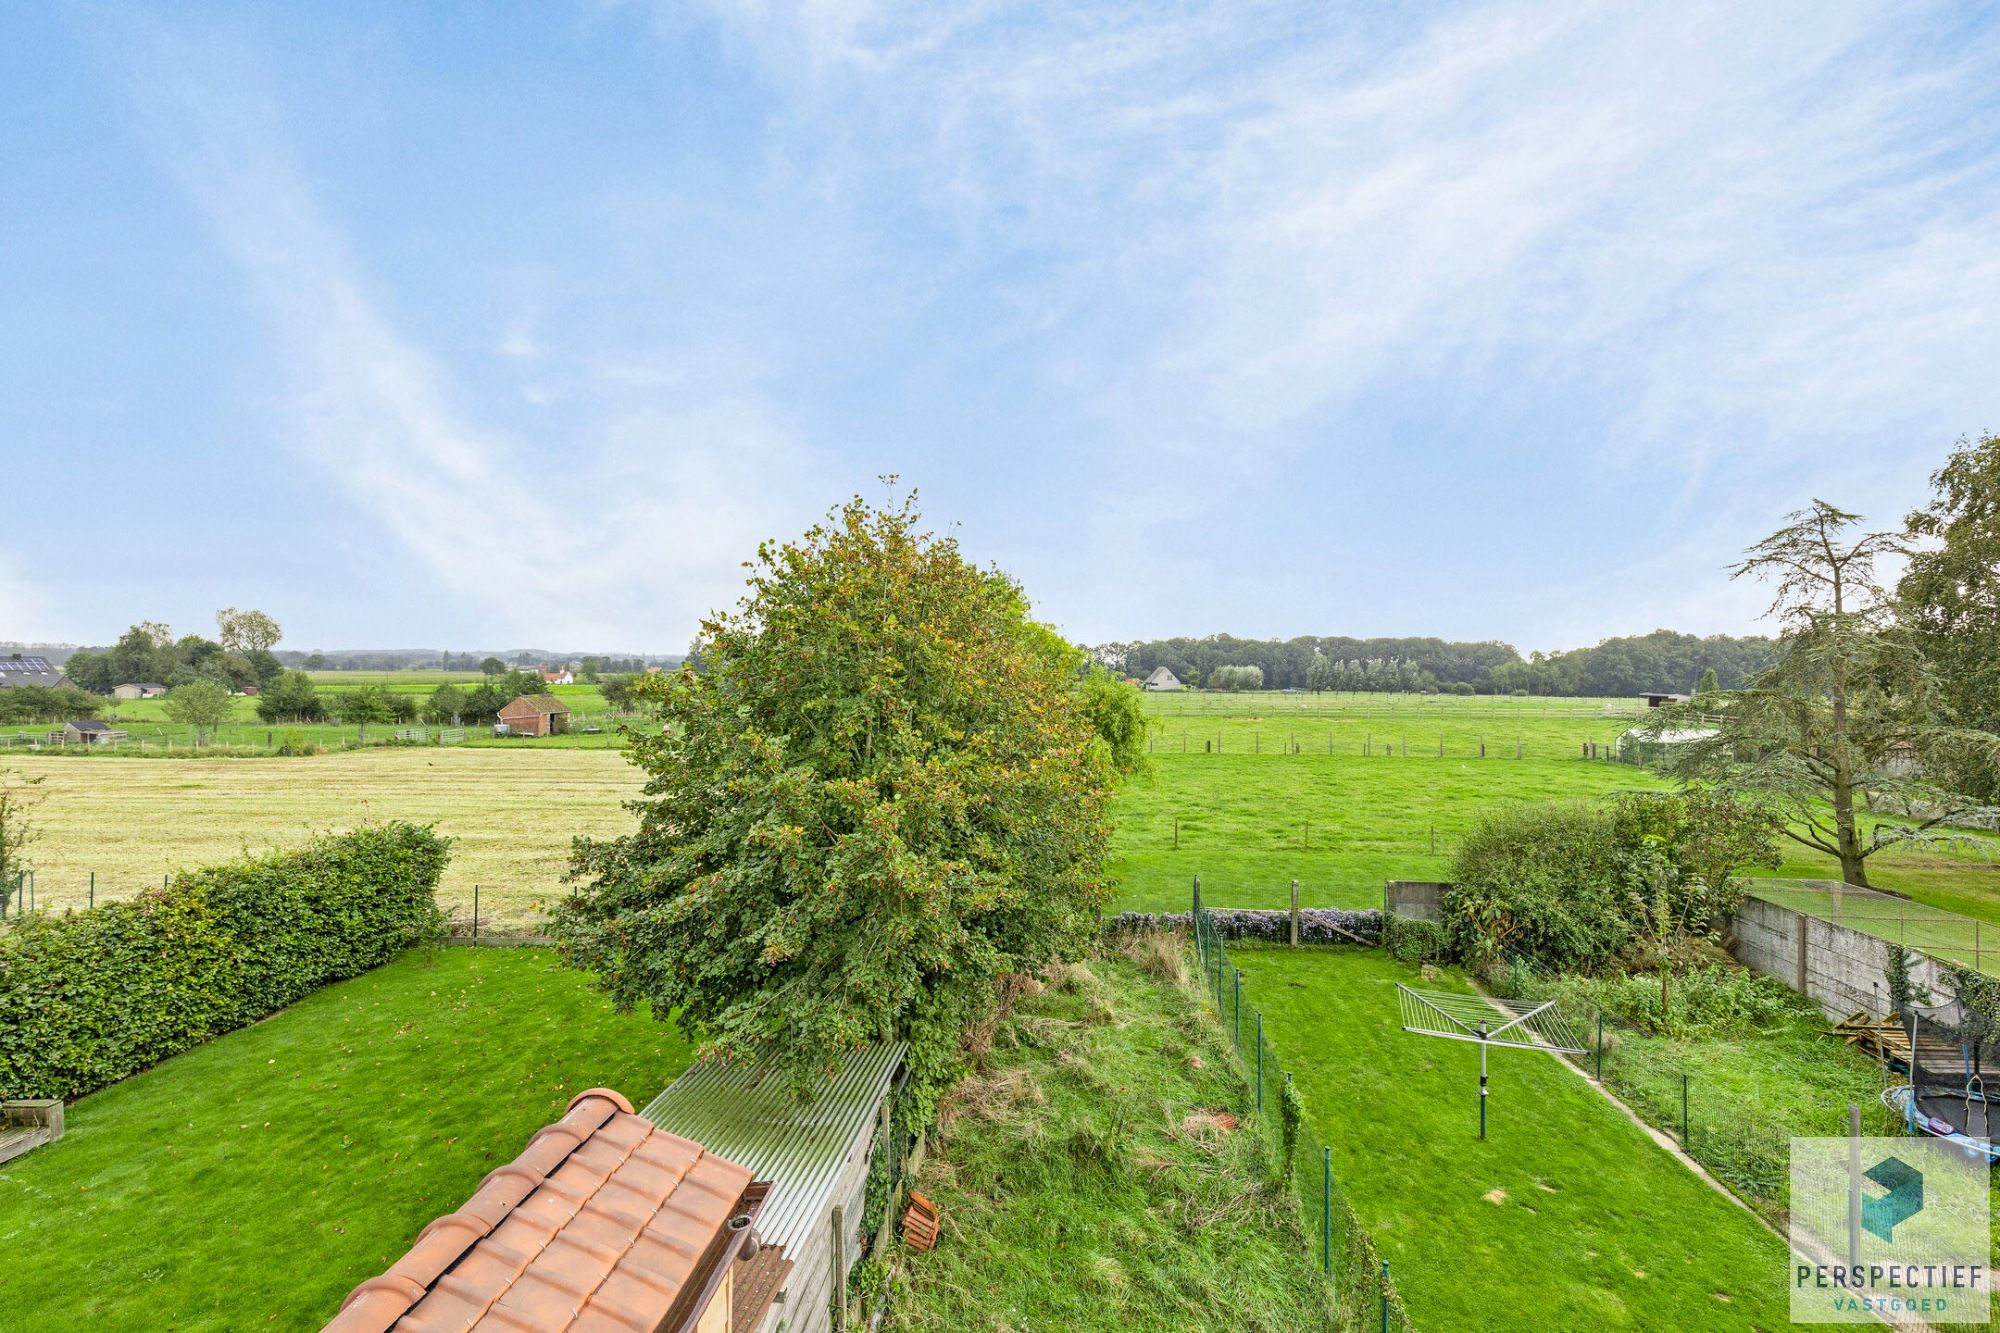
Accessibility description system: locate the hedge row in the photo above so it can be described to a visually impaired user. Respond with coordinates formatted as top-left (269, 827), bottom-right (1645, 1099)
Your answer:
top-left (0, 823), bottom-right (450, 1101)
top-left (1106, 907), bottom-right (1385, 945)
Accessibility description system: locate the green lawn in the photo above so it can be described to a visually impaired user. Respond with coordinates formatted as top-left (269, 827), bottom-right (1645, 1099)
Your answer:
top-left (0, 947), bottom-right (694, 1330)
top-left (888, 944), bottom-right (1340, 1332)
top-left (1229, 945), bottom-right (1791, 1331)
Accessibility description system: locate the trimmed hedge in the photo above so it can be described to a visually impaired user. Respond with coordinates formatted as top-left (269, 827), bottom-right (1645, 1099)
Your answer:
top-left (1381, 913), bottom-right (1451, 967)
top-left (0, 823), bottom-right (449, 1100)
top-left (1105, 907), bottom-right (1384, 945)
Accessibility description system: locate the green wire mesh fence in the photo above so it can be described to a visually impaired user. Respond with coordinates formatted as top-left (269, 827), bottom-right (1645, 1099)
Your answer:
top-left (1191, 883), bottom-right (1416, 1333)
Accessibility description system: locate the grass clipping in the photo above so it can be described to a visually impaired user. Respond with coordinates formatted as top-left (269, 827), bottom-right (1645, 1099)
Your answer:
top-left (883, 937), bottom-right (1334, 1332)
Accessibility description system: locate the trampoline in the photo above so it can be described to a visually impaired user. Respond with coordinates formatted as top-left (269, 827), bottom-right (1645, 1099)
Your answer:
top-left (1886, 997), bottom-right (2000, 1165)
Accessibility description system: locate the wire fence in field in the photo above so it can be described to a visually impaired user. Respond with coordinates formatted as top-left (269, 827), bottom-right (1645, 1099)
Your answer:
top-left (1190, 889), bottom-right (1415, 1332)
top-left (1744, 879), bottom-right (2000, 978)
top-left (1144, 729), bottom-right (1642, 762)
top-left (0, 869), bottom-right (536, 944)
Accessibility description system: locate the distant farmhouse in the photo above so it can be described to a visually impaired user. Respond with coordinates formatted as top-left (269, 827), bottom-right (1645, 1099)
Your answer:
top-left (541, 666), bottom-right (576, 685)
top-left (0, 654), bottom-right (71, 689)
top-left (1143, 666), bottom-right (1183, 692)
top-left (1641, 692), bottom-right (1690, 709)
top-left (496, 694), bottom-right (570, 737)
top-left (61, 719), bottom-right (127, 746)
top-left (112, 682), bottom-right (168, 700)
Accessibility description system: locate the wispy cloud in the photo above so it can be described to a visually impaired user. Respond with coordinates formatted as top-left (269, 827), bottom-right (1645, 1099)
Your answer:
top-left (674, 0), bottom-right (2000, 640)
top-left (114, 19), bottom-right (823, 646)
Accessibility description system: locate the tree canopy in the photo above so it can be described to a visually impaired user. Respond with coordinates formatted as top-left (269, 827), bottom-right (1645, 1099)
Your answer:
top-left (551, 494), bottom-right (1114, 1112)
top-left (1902, 431), bottom-right (2000, 801)
top-left (1657, 501), bottom-right (2000, 885)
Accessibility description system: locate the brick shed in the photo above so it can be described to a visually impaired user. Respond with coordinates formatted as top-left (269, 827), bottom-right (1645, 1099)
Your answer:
top-left (497, 694), bottom-right (570, 737)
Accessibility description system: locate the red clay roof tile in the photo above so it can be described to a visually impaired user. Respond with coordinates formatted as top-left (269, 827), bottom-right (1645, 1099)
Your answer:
top-left (324, 1089), bottom-right (755, 1333)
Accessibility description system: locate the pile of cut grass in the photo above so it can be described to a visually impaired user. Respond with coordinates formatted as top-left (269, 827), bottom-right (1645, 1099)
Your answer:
top-left (884, 941), bottom-right (1337, 1332)
top-left (0, 947), bottom-right (694, 1330)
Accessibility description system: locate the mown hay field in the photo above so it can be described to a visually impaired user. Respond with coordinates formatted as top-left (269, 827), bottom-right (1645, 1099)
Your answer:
top-left (10, 747), bottom-right (642, 929)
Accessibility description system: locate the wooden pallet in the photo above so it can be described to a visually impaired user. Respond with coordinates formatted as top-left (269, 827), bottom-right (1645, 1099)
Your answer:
top-left (1834, 1011), bottom-right (1911, 1067)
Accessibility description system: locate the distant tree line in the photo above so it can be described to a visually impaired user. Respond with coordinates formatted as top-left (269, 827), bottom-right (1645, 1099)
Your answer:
top-left (0, 686), bottom-right (102, 726)
top-left (1100, 630), bottom-right (1776, 696)
top-left (252, 670), bottom-right (554, 728)
top-left (64, 610), bottom-right (287, 696)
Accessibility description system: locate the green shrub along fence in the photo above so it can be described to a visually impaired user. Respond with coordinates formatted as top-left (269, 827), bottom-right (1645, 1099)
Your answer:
top-left (0, 822), bottom-right (450, 1101)
top-left (1191, 884), bottom-right (1415, 1333)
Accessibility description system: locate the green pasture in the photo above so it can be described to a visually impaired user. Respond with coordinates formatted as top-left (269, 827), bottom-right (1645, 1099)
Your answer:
top-left (1111, 693), bottom-right (1667, 915)
top-left (0, 947), bottom-right (695, 1330)
top-left (302, 670), bottom-right (487, 687)
top-left (1230, 946), bottom-right (1790, 1331)
top-left (1113, 691), bottom-right (2000, 928)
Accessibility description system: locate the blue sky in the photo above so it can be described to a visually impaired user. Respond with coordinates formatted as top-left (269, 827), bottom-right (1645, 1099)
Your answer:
top-left (5, 2), bottom-right (2000, 654)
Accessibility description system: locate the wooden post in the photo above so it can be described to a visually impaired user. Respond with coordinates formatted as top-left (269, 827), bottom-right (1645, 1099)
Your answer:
top-left (1290, 879), bottom-right (1300, 947)
top-left (832, 1204), bottom-right (848, 1330)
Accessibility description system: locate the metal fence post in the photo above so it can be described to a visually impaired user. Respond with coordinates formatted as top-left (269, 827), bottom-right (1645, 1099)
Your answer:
top-left (1682, 1074), bottom-right (1689, 1146)
top-left (1595, 1014), bottom-right (1603, 1080)
top-left (1322, 1148), bottom-right (1332, 1273)
top-left (473, 883), bottom-right (480, 945)
top-left (89, 870), bottom-right (94, 909)
top-left (1380, 1261), bottom-right (1391, 1333)
top-left (1256, 1014), bottom-right (1264, 1111)
top-left (1233, 968), bottom-right (1242, 1047)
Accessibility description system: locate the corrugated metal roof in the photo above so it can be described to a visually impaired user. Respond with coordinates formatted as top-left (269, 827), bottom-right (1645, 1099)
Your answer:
top-left (640, 1043), bottom-right (903, 1256)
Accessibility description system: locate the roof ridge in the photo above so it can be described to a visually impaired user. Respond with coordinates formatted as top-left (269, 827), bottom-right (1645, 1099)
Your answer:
top-left (325, 1088), bottom-right (635, 1332)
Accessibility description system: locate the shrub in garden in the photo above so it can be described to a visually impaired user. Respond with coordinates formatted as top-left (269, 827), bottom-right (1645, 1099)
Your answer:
top-left (1381, 913), bottom-right (1450, 967)
top-left (1443, 802), bottom-right (1635, 972)
top-left (0, 822), bottom-right (448, 1100)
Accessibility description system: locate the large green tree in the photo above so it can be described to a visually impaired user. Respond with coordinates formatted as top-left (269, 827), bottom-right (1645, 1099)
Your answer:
top-left (1902, 432), bottom-right (2000, 800)
top-left (254, 670), bottom-right (323, 723)
top-left (1658, 501), bottom-right (1997, 886)
top-left (163, 680), bottom-right (234, 747)
top-left (551, 495), bottom-right (1113, 1110)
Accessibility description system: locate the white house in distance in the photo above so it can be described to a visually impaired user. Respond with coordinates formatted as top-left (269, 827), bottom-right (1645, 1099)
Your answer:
top-left (112, 683), bottom-right (168, 700)
top-left (541, 666), bottom-right (575, 685)
top-left (1143, 666), bottom-right (1183, 692)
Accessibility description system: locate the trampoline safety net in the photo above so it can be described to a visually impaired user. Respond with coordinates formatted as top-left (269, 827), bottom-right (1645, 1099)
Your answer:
top-left (1906, 998), bottom-right (2000, 1140)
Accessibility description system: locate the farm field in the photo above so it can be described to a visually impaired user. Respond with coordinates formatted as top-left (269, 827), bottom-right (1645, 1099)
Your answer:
top-left (1230, 945), bottom-right (1791, 1331)
top-left (0, 947), bottom-right (695, 1331)
top-left (8, 747), bottom-right (642, 929)
top-left (1111, 692), bottom-right (2000, 926)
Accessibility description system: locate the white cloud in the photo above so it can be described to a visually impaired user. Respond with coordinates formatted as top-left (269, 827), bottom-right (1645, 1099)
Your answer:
top-left (118, 22), bottom-right (824, 645)
top-left (676, 0), bottom-right (2000, 641)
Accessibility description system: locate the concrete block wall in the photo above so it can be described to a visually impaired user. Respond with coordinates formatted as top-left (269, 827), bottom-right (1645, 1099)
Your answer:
top-left (1384, 881), bottom-right (1448, 922)
top-left (1730, 895), bottom-right (1955, 1019)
